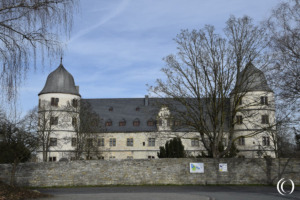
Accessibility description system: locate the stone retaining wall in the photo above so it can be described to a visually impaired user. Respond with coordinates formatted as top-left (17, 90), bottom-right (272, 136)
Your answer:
top-left (0, 158), bottom-right (299, 187)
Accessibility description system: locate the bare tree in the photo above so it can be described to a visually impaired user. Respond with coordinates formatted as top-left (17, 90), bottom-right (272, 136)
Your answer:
top-left (66, 100), bottom-right (102, 160)
top-left (150, 16), bottom-right (274, 158)
top-left (267, 0), bottom-right (300, 104)
top-left (0, 0), bottom-right (78, 101)
top-left (37, 104), bottom-right (57, 162)
top-left (265, 0), bottom-right (300, 156)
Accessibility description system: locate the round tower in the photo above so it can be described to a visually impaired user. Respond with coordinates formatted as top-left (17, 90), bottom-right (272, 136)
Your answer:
top-left (231, 63), bottom-right (276, 158)
top-left (38, 62), bottom-right (81, 162)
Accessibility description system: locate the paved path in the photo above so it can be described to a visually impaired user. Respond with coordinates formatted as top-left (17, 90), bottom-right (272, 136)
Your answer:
top-left (35, 185), bottom-right (300, 200)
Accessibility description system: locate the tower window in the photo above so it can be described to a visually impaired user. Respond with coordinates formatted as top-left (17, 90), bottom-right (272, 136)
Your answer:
top-left (72, 99), bottom-right (78, 107)
top-left (261, 115), bottom-right (269, 124)
top-left (51, 98), bottom-right (59, 107)
top-left (50, 117), bottom-right (58, 125)
top-left (262, 136), bottom-right (270, 146)
top-left (236, 115), bottom-right (243, 125)
top-left (71, 138), bottom-right (76, 147)
top-left (136, 107), bottom-right (140, 111)
top-left (260, 96), bottom-right (268, 105)
top-left (109, 107), bottom-right (113, 112)
top-left (50, 138), bottom-right (57, 146)
top-left (238, 97), bottom-right (243, 105)
top-left (72, 117), bottom-right (77, 126)
top-left (238, 137), bottom-right (245, 145)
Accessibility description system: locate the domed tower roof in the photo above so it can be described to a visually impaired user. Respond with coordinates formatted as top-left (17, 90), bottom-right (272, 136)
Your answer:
top-left (233, 63), bottom-right (273, 94)
top-left (39, 63), bottom-right (80, 96)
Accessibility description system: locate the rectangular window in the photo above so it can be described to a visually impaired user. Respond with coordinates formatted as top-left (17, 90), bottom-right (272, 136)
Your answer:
top-left (98, 138), bottom-right (105, 146)
top-left (236, 115), bottom-right (243, 125)
top-left (260, 96), bottom-right (268, 105)
top-left (158, 119), bottom-right (162, 126)
top-left (39, 99), bottom-right (41, 108)
top-left (127, 156), bottom-right (133, 159)
top-left (127, 138), bottom-right (133, 146)
top-left (238, 137), bottom-right (245, 146)
top-left (98, 156), bottom-right (104, 160)
top-left (72, 117), bottom-right (77, 126)
top-left (51, 98), bottom-right (59, 107)
top-left (109, 138), bottom-right (116, 146)
top-left (49, 157), bottom-right (57, 162)
top-left (50, 117), bottom-right (58, 125)
top-left (86, 138), bottom-right (93, 147)
top-left (148, 138), bottom-right (155, 146)
top-left (222, 138), bottom-right (227, 147)
top-left (71, 138), bottom-right (76, 147)
top-left (191, 139), bottom-right (199, 147)
top-left (148, 156), bottom-right (155, 159)
top-left (262, 136), bottom-right (270, 146)
top-left (262, 115), bottom-right (269, 124)
top-left (72, 99), bottom-right (78, 108)
top-left (49, 138), bottom-right (57, 146)
top-left (109, 156), bottom-right (116, 159)
top-left (238, 97), bottom-right (243, 105)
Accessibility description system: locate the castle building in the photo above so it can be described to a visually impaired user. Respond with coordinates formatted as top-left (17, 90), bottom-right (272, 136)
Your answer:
top-left (37, 63), bottom-right (276, 162)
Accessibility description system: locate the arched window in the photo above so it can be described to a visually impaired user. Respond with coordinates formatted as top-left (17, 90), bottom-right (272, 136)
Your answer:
top-left (119, 119), bottom-right (126, 126)
top-left (105, 119), bottom-right (112, 126)
top-left (133, 118), bottom-right (140, 127)
top-left (147, 118), bottom-right (155, 126)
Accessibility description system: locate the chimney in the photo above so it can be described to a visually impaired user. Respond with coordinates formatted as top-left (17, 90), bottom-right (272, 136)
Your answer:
top-left (76, 86), bottom-right (79, 93)
top-left (144, 95), bottom-right (149, 106)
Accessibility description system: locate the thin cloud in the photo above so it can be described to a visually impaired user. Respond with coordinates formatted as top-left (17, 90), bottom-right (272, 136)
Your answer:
top-left (69, 0), bottom-right (130, 43)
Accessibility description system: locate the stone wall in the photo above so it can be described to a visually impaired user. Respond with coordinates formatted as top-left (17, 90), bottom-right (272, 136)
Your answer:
top-left (0, 158), bottom-right (299, 187)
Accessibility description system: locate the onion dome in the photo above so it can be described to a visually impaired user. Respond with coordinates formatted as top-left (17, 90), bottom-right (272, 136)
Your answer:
top-left (233, 63), bottom-right (273, 94)
top-left (39, 64), bottom-right (80, 96)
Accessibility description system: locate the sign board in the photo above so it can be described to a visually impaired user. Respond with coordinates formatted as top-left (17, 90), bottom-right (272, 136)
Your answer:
top-left (190, 163), bottom-right (204, 173)
top-left (219, 163), bottom-right (227, 172)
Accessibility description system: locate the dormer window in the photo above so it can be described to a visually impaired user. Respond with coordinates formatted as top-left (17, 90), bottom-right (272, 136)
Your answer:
top-left (133, 118), bottom-right (140, 127)
top-left (136, 107), bottom-right (140, 111)
top-left (119, 119), bottom-right (126, 126)
top-left (72, 99), bottom-right (78, 108)
top-left (51, 98), bottom-right (59, 107)
top-left (174, 120), bottom-right (181, 126)
top-left (109, 107), bottom-right (113, 112)
top-left (147, 119), bottom-right (154, 126)
top-left (105, 119), bottom-right (112, 126)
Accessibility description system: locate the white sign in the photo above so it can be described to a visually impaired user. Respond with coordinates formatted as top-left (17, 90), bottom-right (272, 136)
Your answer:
top-left (190, 163), bottom-right (204, 173)
top-left (219, 163), bottom-right (227, 172)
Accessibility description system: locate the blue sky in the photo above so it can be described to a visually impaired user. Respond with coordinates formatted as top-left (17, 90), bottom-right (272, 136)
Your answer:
top-left (16, 0), bottom-right (281, 115)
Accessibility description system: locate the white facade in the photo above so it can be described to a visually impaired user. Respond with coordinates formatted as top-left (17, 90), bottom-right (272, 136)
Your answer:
top-left (37, 64), bottom-right (276, 162)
